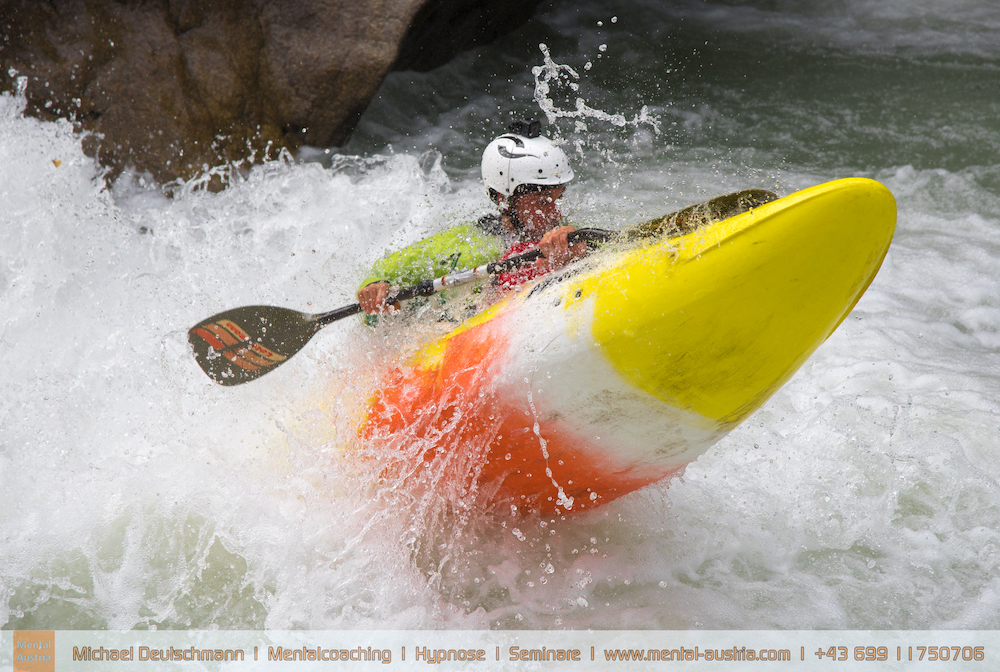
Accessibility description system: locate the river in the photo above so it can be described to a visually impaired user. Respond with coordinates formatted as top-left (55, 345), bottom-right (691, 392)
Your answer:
top-left (3, 0), bottom-right (1000, 631)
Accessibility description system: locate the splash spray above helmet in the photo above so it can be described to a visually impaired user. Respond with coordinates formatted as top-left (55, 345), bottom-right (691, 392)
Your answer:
top-left (482, 119), bottom-right (574, 197)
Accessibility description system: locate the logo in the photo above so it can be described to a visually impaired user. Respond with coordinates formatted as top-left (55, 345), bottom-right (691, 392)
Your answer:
top-left (190, 319), bottom-right (286, 372)
top-left (14, 631), bottom-right (54, 672)
top-left (497, 135), bottom-right (537, 160)
top-left (440, 252), bottom-right (462, 272)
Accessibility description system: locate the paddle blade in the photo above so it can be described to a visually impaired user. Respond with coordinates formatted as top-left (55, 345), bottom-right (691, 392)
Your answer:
top-left (188, 305), bottom-right (322, 386)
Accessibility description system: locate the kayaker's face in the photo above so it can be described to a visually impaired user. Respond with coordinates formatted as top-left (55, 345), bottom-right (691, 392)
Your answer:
top-left (510, 185), bottom-right (566, 238)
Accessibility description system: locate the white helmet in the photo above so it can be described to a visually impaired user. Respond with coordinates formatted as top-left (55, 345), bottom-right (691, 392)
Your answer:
top-left (482, 121), bottom-right (574, 197)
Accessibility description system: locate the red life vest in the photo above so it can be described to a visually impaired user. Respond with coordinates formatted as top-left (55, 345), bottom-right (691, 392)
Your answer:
top-left (494, 240), bottom-right (547, 292)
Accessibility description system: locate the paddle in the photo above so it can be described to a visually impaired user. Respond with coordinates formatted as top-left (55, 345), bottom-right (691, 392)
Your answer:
top-left (188, 228), bottom-right (611, 386)
top-left (188, 188), bottom-right (777, 386)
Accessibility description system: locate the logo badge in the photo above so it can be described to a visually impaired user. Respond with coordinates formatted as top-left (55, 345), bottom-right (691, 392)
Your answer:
top-left (497, 135), bottom-right (537, 160)
top-left (190, 319), bottom-right (286, 371)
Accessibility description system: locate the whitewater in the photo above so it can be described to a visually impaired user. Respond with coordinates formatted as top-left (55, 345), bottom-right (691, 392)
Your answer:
top-left (3, 0), bottom-right (1000, 634)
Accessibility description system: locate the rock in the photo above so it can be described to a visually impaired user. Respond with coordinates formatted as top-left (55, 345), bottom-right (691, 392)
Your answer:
top-left (0, 0), bottom-right (541, 187)
top-left (2, 0), bottom-right (283, 186)
top-left (394, 0), bottom-right (545, 73)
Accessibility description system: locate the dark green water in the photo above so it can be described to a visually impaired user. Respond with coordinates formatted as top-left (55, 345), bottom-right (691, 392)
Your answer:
top-left (351, 0), bottom-right (1000, 179)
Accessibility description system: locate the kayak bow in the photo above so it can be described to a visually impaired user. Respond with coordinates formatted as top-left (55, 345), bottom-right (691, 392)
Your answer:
top-left (359, 178), bottom-right (897, 514)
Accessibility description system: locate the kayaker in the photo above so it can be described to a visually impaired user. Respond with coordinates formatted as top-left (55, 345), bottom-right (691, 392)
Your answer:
top-left (356, 119), bottom-right (587, 315)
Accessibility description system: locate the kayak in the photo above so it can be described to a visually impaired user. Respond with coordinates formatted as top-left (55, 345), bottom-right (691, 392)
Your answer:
top-left (359, 178), bottom-right (896, 515)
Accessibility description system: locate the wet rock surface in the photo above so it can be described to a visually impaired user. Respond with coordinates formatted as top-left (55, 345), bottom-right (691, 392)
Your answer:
top-left (0, 0), bottom-right (543, 185)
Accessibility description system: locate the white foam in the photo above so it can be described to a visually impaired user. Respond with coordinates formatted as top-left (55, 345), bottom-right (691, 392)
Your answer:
top-left (3, 35), bottom-right (1000, 630)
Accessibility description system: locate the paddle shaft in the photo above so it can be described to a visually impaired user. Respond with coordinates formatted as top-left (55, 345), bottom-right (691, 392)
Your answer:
top-left (314, 228), bottom-right (612, 327)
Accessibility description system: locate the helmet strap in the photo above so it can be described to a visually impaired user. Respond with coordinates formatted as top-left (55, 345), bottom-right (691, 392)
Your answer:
top-left (492, 190), bottom-right (527, 239)
top-left (500, 194), bottom-right (533, 241)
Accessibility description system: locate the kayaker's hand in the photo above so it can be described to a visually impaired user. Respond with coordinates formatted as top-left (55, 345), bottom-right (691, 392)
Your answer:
top-left (537, 226), bottom-right (588, 270)
top-left (357, 281), bottom-right (400, 315)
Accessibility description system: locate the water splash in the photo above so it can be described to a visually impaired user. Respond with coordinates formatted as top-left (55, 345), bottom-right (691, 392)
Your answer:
top-left (5, 0), bottom-right (1000, 630)
top-left (1, 70), bottom-right (28, 122)
top-left (532, 43), bottom-right (661, 139)
top-left (526, 387), bottom-right (574, 511)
